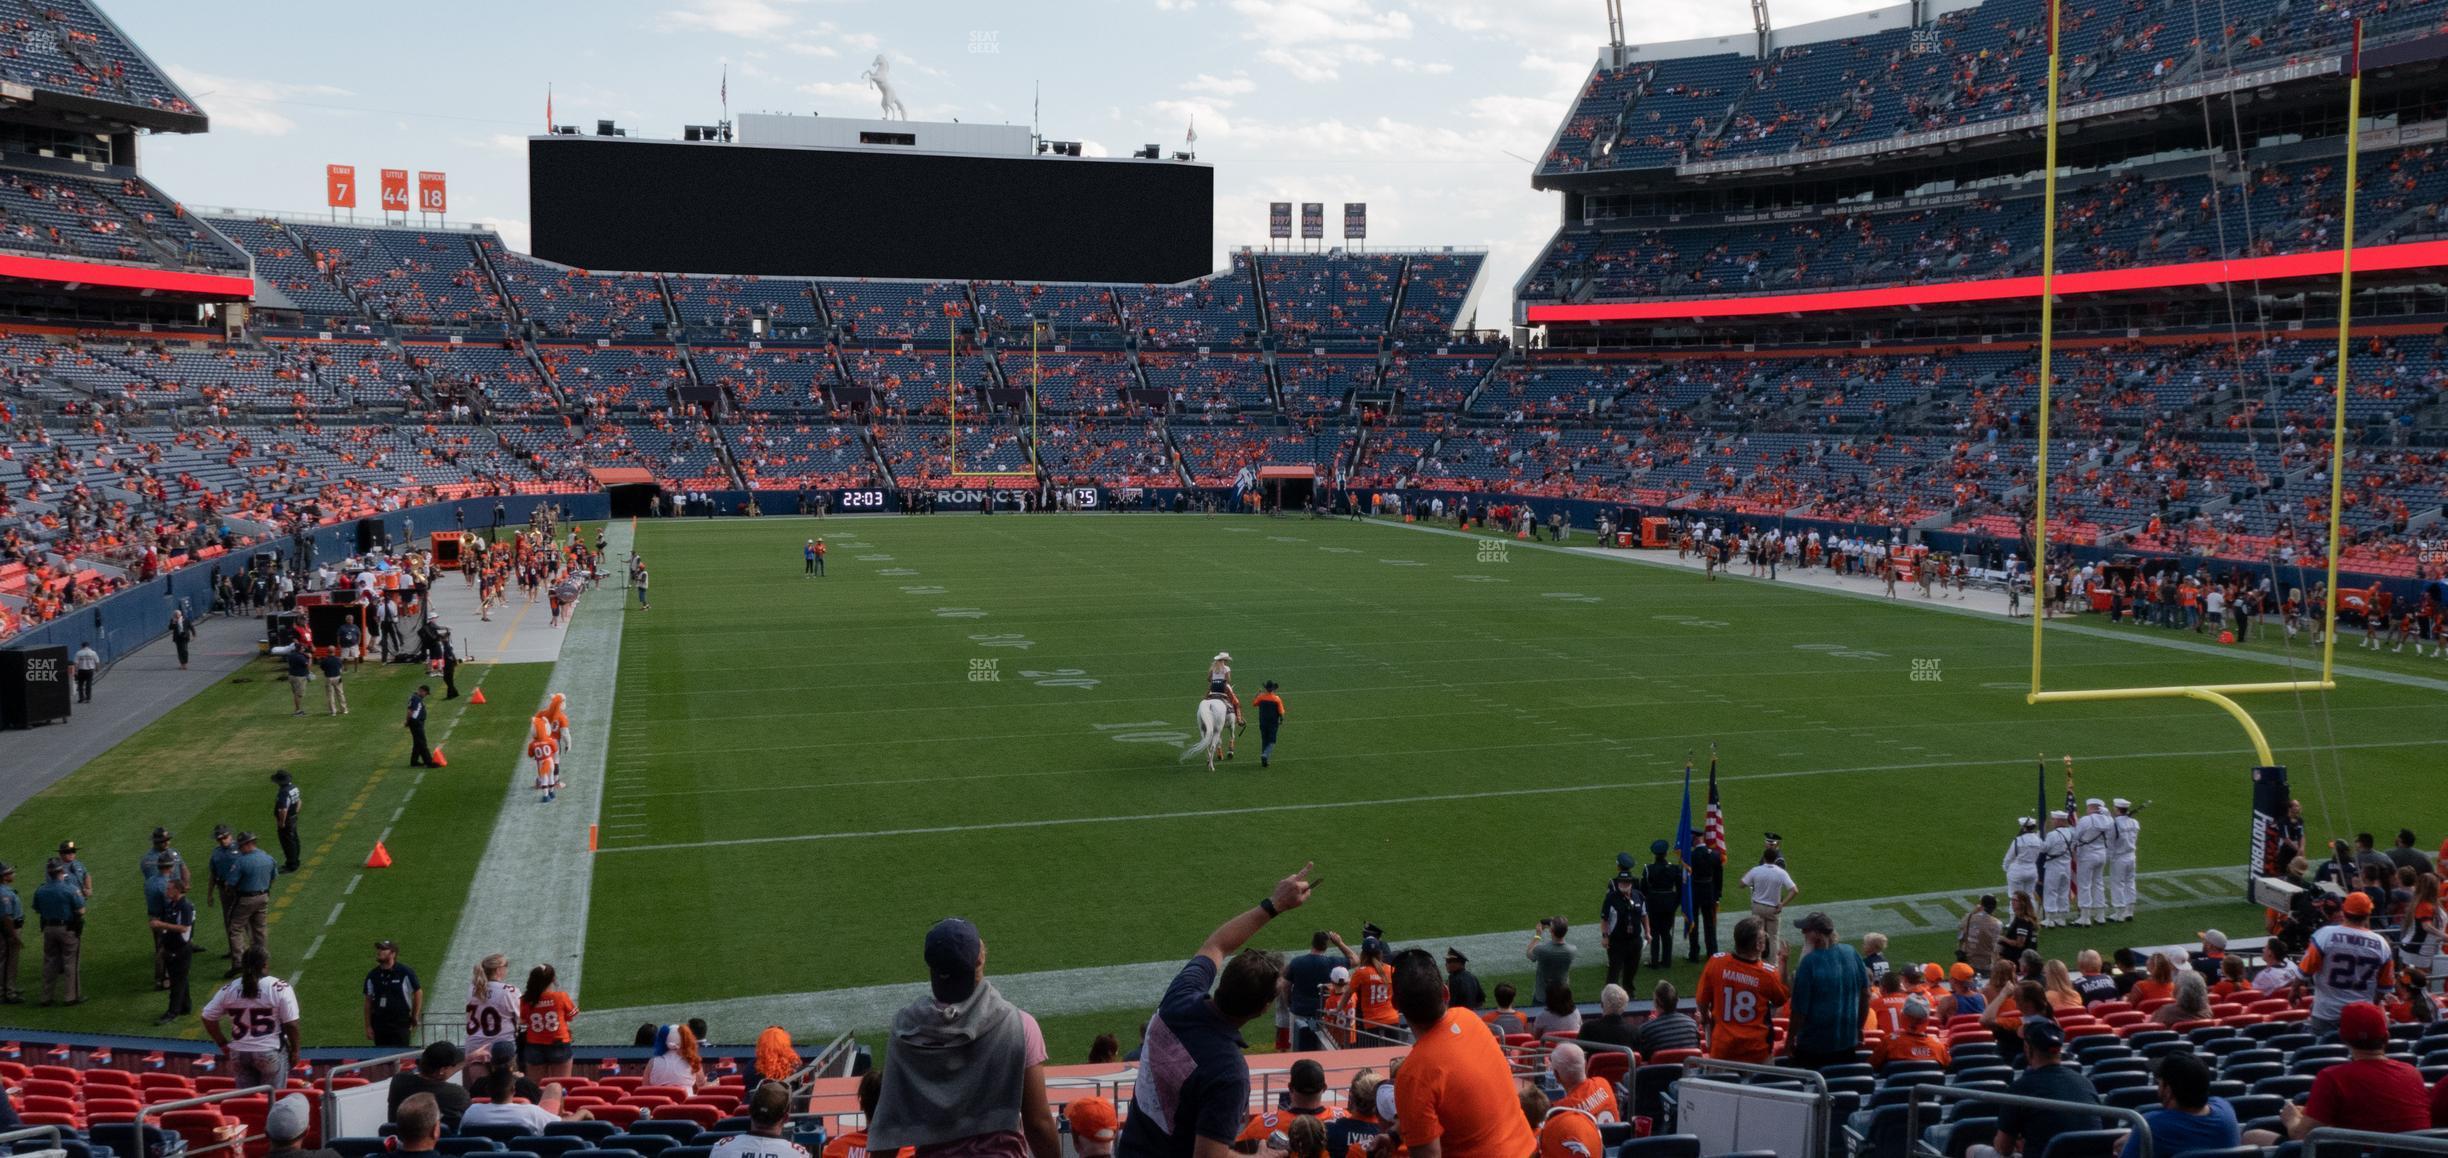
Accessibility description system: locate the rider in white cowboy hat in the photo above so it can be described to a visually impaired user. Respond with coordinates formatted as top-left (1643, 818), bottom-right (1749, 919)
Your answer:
top-left (1207, 652), bottom-right (1241, 752)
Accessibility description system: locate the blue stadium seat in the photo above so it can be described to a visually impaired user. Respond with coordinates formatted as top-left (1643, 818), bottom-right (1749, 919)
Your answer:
top-left (461, 1124), bottom-right (535, 1145)
top-left (438, 1140), bottom-right (504, 1156)
top-left (546, 1123), bottom-right (620, 1143)
top-left (510, 1137), bottom-right (587, 1158)
top-left (600, 1136), bottom-right (674, 1158)
top-left (625, 1122), bottom-right (701, 1143)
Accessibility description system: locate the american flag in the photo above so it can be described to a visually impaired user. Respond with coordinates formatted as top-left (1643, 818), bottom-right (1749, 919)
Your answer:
top-left (1702, 753), bottom-right (1726, 854)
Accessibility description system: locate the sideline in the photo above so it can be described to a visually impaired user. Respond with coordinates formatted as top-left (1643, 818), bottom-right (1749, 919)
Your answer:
top-left (1370, 518), bottom-right (2448, 695)
top-left (578, 865), bottom-right (2251, 1041)
top-left (437, 520), bottom-right (633, 1002)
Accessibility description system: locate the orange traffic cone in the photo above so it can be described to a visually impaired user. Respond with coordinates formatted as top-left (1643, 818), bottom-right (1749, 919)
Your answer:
top-left (468, 687), bottom-right (487, 705)
top-left (364, 841), bottom-right (393, 869)
top-left (430, 746), bottom-right (448, 768)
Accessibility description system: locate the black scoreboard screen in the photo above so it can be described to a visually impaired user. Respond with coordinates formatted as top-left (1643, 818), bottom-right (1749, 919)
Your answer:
top-left (529, 136), bottom-right (1214, 284)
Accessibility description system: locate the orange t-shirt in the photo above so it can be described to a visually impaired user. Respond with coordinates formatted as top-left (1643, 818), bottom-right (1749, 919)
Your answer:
top-left (1537, 1109), bottom-right (1604, 1158)
top-left (1352, 963), bottom-right (1398, 1028)
top-left (1866, 992), bottom-right (1911, 1035)
top-left (820, 1132), bottom-right (911, 1158)
top-left (1394, 1008), bottom-right (1539, 1156)
top-left (520, 990), bottom-right (578, 1045)
top-left (1554, 1076), bottom-right (1619, 1124)
top-left (1871, 1029), bottom-right (1951, 1070)
top-left (2128, 978), bottom-right (2174, 1006)
top-left (1235, 1105), bottom-right (1339, 1147)
top-left (1696, 954), bottom-right (1789, 1064)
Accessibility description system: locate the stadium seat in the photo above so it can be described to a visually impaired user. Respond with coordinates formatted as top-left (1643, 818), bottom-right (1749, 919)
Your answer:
top-left (560, 1148), bottom-right (645, 1158)
top-left (1926, 1115), bottom-right (1997, 1158)
top-left (599, 1135), bottom-right (673, 1157)
top-left (510, 1137), bottom-right (586, 1158)
top-left (659, 1147), bottom-right (713, 1158)
top-left (438, 1139), bottom-right (504, 1155)
top-left (1614, 1137), bottom-right (1701, 1158)
top-left (654, 1106), bottom-right (722, 1130)
top-left (1630, 1064), bottom-right (1683, 1125)
top-left (331, 1140), bottom-right (390, 1158)
top-left (546, 1122), bottom-right (620, 1143)
top-left (2033, 1129), bottom-right (2125, 1158)
top-left (626, 1120), bottom-right (701, 1142)
top-left (589, 1108), bottom-right (643, 1129)
top-left (462, 1124), bottom-right (538, 1146)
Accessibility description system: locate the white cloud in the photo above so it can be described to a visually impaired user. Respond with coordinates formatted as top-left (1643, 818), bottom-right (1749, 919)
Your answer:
top-left (1078, 140), bottom-right (1111, 157)
top-left (166, 67), bottom-right (348, 137)
top-left (479, 133), bottom-right (528, 155)
top-left (1183, 72), bottom-right (1256, 97)
top-left (1155, 0), bottom-right (1197, 9)
top-left (1390, 57), bottom-right (1455, 75)
top-left (1151, 98), bottom-right (1232, 139)
top-left (477, 217), bottom-right (532, 254)
top-left (1228, 0), bottom-right (1412, 42)
top-left (1258, 43), bottom-right (1384, 83)
top-left (665, 0), bottom-right (803, 38)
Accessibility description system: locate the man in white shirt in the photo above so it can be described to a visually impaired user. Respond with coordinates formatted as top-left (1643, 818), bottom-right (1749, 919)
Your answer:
top-left (71, 643), bottom-right (98, 703)
top-left (460, 1064), bottom-right (589, 1132)
top-left (709, 1083), bottom-right (811, 1158)
top-left (1740, 850), bottom-right (1798, 961)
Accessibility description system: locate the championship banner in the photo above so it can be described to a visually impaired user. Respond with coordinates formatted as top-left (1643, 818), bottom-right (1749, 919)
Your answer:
top-left (1300, 202), bottom-right (1324, 240)
top-left (2250, 764), bottom-right (2291, 894)
top-left (325, 164), bottom-right (356, 209)
top-left (1269, 202), bottom-right (1292, 240)
top-left (416, 170), bottom-right (449, 214)
top-left (379, 169), bottom-right (410, 213)
top-left (1343, 202), bottom-right (1366, 240)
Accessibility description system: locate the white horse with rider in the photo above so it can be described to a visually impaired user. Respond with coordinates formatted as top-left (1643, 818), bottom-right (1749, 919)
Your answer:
top-left (1183, 650), bottom-right (1243, 769)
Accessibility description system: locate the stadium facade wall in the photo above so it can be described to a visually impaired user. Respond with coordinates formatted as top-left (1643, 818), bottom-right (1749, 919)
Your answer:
top-left (13, 489), bottom-right (2425, 673)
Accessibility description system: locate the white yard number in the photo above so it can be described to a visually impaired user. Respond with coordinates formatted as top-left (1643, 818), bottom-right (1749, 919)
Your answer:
top-left (900, 585), bottom-right (947, 595)
top-left (968, 633), bottom-right (1035, 650)
top-left (1542, 592), bottom-right (1602, 603)
top-left (1095, 720), bottom-right (1190, 743)
top-left (1020, 669), bottom-right (1100, 689)
top-left (1795, 642), bottom-right (1887, 660)
top-left (1652, 614), bottom-right (1727, 628)
top-left (934, 607), bottom-right (988, 619)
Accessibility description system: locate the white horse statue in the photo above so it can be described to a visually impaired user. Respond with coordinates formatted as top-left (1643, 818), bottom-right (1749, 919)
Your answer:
top-left (861, 55), bottom-right (908, 121)
top-left (1182, 697), bottom-right (1235, 770)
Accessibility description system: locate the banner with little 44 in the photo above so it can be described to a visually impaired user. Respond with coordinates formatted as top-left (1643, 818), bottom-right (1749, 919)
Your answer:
top-left (380, 169), bottom-right (409, 213)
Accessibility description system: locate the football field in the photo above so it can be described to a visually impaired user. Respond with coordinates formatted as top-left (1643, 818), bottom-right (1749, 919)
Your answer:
top-left (575, 513), bottom-right (2448, 1044)
top-left (6, 512), bottom-right (2445, 1057)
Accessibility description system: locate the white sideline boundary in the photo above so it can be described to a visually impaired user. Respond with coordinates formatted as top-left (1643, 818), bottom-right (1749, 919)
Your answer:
top-left (1369, 517), bottom-right (2448, 695)
top-left (438, 520), bottom-right (632, 1005)
top-left (578, 865), bottom-right (2251, 1042)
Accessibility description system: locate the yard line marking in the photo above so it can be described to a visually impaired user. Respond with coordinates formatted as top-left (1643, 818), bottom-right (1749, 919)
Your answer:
top-left (598, 736), bottom-right (2448, 855)
top-left (578, 865), bottom-right (2252, 1040)
top-left (390, 807), bottom-right (406, 823)
top-left (344, 874), bottom-right (362, 896)
top-left (439, 521), bottom-right (629, 1004)
top-left (303, 934), bottom-right (326, 962)
top-left (324, 903), bottom-right (345, 927)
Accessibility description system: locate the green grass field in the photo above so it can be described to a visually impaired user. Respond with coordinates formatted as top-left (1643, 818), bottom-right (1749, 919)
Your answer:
top-left (8, 513), bottom-right (2445, 1061)
top-left (580, 515), bottom-right (2447, 1053)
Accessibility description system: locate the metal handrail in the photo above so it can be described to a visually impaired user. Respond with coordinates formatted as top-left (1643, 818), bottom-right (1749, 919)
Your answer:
top-left (319, 1050), bottom-right (418, 1143)
top-left (1903, 1082), bottom-right (2154, 1158)
top-left (2302, 1127), bottom-right (2448, 1156)
top-left (0, 1126), bottom-right (67, 1154)
top-left (137, 1085), bottom-right (278, 1158)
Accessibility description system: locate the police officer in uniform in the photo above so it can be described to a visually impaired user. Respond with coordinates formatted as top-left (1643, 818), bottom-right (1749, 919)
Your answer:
top-left (1686, 838), bottom-right (1725, 962)
top-left (0, 862), bottom-right (22, 1003)
top-left (205, 824), bottom-right (242, 967)
top-left (406, 685), bottom-right (434, 767)
top-left (220, 833), bottom-right (279, 971)
top-left (1600, 868), bottom-right (1644, 990)
top-left (56, 841), bottom-right (90, 900)
top-left (32, 859), bottom-right (84, 1005)
top-left (1640, 839), bottom-right (1686, 969)
top-left (144, 852), bottom-right (174, 990)
top-left (152, 875), bottom-right (195, 1024)
top-left (271, 772), bottom-right (303, 874)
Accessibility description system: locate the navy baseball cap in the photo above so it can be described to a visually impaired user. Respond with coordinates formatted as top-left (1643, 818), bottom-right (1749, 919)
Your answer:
top-left (2021, 1018), bottom-right (2066, 1051)
top-left (925, 918), bottom-right (984, 1004)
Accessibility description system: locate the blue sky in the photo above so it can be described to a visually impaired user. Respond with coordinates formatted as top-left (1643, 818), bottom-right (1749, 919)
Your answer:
top-left (120, 0), bottom-right (1880, 323)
